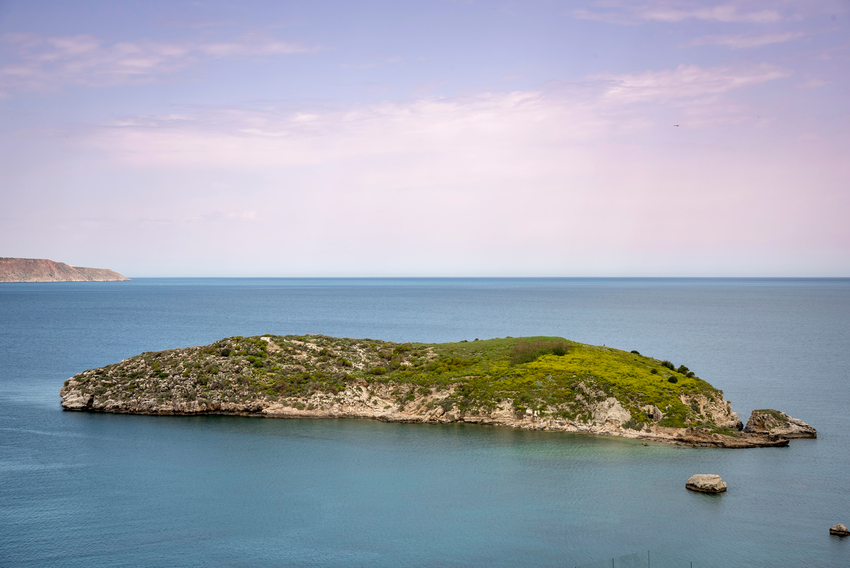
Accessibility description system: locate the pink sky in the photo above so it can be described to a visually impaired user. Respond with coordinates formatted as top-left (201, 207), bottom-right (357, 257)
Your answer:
top-left (1, 0), bottom-right (848, 276)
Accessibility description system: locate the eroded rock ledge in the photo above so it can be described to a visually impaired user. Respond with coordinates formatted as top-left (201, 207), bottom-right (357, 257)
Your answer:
top-left (744, 409), bottom-right (817, 438)
top-left (60, 334), bottom-right (805, 449)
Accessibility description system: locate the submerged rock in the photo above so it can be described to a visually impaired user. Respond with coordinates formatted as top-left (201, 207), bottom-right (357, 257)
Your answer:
top-left (829, 524), bottom-right (849, 536)
top-left (744, 409), bottom-right (816, 438)
top-left (686, 474), bottom-right (727, 493)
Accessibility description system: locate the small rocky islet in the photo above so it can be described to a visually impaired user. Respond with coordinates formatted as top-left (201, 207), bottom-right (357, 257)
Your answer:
top-left (60, 334), bottom-right (815, 448)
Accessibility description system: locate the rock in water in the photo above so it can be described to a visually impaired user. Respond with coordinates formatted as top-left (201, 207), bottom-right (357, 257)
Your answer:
top-left (743, 409), bottom-right (816, 438)
top-left (686, 474), bottom-right (727, 493)
top-left (830, 524), bottom-right (849, 536)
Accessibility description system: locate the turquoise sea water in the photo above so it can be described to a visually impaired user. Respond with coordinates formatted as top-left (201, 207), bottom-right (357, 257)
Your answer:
top-left (1, 278), bottom-right (848, 567)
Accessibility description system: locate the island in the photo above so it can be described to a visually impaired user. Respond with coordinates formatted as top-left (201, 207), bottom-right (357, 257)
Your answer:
top-left (0, 257), bottom-right (129, 282)
top-left (59, 334), bottom-right (814, 448)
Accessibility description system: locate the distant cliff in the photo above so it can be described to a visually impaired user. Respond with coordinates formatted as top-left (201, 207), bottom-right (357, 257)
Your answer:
top-left (0, 258), bottom-right (130, 282)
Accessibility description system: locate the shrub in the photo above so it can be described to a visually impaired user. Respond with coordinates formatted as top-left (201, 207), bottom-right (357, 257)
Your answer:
top-left (650, 368), bottom-right (658, 374)
top-left (668, 376), bottom-right (678, 383)
top-left (511, 339), bottom-right (571, 365)
top-left (677, 365), bottom-right (690, 374)
top-left (631, 350), bottom-right (640, 355)
top-left (369, 366), bottom-right (387, 375)
top-left (661, 360), bottom-right (675, 370)
top-left (686, 371), bottom-right (695, 378)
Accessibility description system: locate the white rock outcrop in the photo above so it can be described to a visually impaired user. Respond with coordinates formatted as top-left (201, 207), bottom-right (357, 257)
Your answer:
top-left (685, 474), bottom-right (727, 493)
top-left (744, 410), bottom-right (816, 438)
top-left (60, 390), bottom-right (92, 410)
top-left (593, 397), bottom-right (631, 425)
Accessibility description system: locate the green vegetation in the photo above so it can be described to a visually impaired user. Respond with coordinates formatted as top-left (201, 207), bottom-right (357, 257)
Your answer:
top-left (509, 338), bottom-right (571, 365)
top-left (63, 334), bottom-right (726, 430)
top-left (752, 409), bottom-right (786, 420)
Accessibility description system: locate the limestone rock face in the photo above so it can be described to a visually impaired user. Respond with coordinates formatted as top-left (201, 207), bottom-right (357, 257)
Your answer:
top-left (593, 397), bottom-right (631, 425)
top-left (744, 409), bottom-right (816, 438)
top-left (830, 524), bottom-right (849, 536)
top-left (686, 474), bottom-right (727, 493)
top-left (719, 411), bottom-right (743, 430)
top-left (60, 390), bottom-right (93, 410)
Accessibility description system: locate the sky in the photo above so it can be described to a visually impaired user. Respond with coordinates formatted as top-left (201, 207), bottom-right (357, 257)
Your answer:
top-left (1, 0), bottom-right (848, 277)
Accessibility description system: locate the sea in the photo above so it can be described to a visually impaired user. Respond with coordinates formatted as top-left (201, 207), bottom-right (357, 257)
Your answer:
top-left (0, 278), bottom-right (848, 567)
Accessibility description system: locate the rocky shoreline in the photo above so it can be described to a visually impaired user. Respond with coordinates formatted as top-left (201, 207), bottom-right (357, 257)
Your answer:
top-left (60, 334), bottom-right (814, 449)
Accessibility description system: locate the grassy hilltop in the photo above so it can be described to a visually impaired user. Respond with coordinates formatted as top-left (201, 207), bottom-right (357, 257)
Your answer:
top-left (62, 334), bottom-right (730, 432)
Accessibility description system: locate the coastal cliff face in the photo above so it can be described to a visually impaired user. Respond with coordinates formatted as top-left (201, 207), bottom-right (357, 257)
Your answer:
top-left (744, 409), bottom-right (816, 438)
top-left (0, 257), bottom-right (129, 282)
top-left (60, 334), bottom-right (795, 448)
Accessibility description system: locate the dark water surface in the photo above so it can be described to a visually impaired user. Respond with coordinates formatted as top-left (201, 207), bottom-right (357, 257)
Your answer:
top-left (1, 278), bottom-right (848, 567)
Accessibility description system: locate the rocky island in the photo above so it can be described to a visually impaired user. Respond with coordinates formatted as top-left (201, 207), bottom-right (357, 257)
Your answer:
top-left (0, 257), bottom-right (129, 282)
top-left (60, 335), bottom-right (814, 448)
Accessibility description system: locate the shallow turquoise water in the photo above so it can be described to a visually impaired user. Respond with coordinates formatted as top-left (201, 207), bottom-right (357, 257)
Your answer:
top-left (1, 278), bottom-right (848, 566)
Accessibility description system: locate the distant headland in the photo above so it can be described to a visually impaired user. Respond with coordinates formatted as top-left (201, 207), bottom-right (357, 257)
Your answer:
top-left (0, 257), bottom-right (129, 282)
top-left (60, 334), bottom-right (815, 448)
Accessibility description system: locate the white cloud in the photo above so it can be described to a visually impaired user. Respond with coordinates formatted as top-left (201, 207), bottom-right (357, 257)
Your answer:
top-left (3, 59), bottom-right (845, 276)
top-left (604, 63), bottom-right (790, 97)
top-left (573, 1), bottom-right (783, 25)
top-left (640, 4), bottom-right (780, 23)
top-left (594, 63), bottom-right (791, 117)
top-left (79, 63), bottom-right (790, 170)
top-left (0, 33), bottom-right (319, 96)
top-left (687, 31), bottom-right (806, 49)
